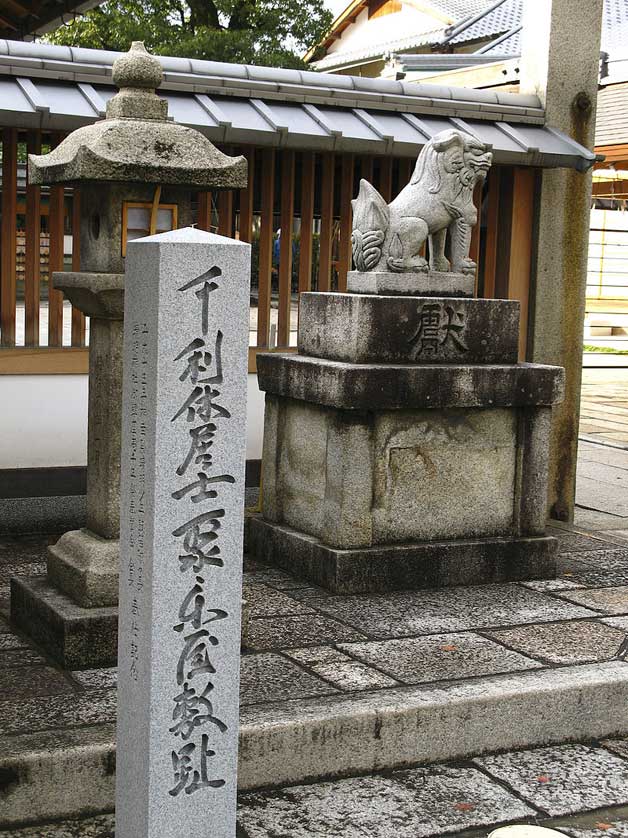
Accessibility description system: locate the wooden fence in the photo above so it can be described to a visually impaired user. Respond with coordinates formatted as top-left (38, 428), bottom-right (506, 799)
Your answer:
top-left (0, 128), bottom-right (537, 372)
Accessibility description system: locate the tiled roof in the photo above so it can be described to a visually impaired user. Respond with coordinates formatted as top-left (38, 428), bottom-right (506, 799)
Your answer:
top-left (596, 82), bottom-right (628, 145)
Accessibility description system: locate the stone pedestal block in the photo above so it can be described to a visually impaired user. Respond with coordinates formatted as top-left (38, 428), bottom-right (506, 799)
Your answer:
top-left (251, 289), bottom-right (565, 594)
top-left (298, 293), bottom-right (520, 365)
top-left (347, 270), bottom-right (474, 297)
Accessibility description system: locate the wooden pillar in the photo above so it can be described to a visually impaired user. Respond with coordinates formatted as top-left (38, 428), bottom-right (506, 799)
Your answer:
top-left (508, 168), bottom-right (535, 360)
top-left (318, 153), bottom-right (335, 292)
top-left (378, 156), bottom-right (393, 202)
top-left (197, 192), bottom-right (212, 231)
top-left (71, 188), bottom-right (86, 346)
top-left (24, 130), bottom-right (41, 347)
top-left (277, 150), bottom-right (295, 347)
top-left (338, 154), bottom-right (355, 292)
top-left (217, 190), bottom-right (234, 238)
top-left (298, 152), bottom-right (315, 294)
top-left (239, 148), bottom-right (255, 244)
top-left (470, 183), bottom-right (482, 296)
top-left (1, 128), bottom-right (17, 347)
top-left (257, 148), bottom-right (275, 347)
top-left (483, 168), bottom-right (501, 299)
top-left (48, 134), bottom-right (66, 348)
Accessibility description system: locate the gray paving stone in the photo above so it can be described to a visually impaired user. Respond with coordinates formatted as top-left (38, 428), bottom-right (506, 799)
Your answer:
top-left (0, 814), bottom-right (115, 837)
top-left (603, 616), bottom-right (628, 631)
top-left (285, 584), bottom-right (332, 600)
top-left (285, 645), bottom-right (400, 691)
top-left (338, 632), bottom-right (541, 684)
top-left (0, 689), bottom-right (117, 736)
top-left (475, 744), bottom-right (628, 816)
top-left (557, 551), bottom-right (628, 587)
top-left (245, 614), bottom-right (367, 651)
top-left (2, 665), bottom-right (74, 700)
top-left (0, 648), bottom-right (47, 667)
top-left (246, 565), bottom-right (307, 590)
top-left (70, 668), bottom-right (117, 691)
top-left (240, 652), bottom-right (338, 705)
top-left (548, 531), bottom-right (622, 553)
top-left (602, 739), bottom-right (628, 761)
top-left (238, 765), bottom-right (535, 838)
top-left (243, 578), bottom-right (315, 617)
top-left (572, 508), bottom-right (628, 531)
top-left (310, 584), bottom-right (598, 639)
top-left (556, 821), bottom-right (628, 838)
top-left (485, 620), bottom-right (627, 664)
top-left (0, 535), bottom-right (57, 565)
top-left (556, 586), bottom-right (628, 616)
top-left (521, 579), bottom-right (586, 592)
top-left (0, 632), bottom-right (31, 650)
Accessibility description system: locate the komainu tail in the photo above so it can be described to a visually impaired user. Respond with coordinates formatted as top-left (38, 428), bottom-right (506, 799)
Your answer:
top-left (351, 179), bottom-right (389, 271)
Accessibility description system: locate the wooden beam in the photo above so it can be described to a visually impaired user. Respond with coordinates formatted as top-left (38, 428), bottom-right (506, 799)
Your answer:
top-left (508, 167), bottom-right (536, 360)
top-left (217, 189), bottom-right (234, 238)
top-left (483, 167), bottom-right (501, 299)
top-left (378, 155), bottom-right (393, 203)
top-left (469, 183), bottom-right (482, 296)
top-left (239, 148), bottom-right (255, 243)
top-left (0, 347), bottom-right (88, 374)
top-left (24, 130), bottom-right (41, 347)
top-left (338, 153), bottom-right (355, 292)
top-left (298, 152), bottom-right (315, 294)
top-left (397, 158), bottom-right (413, 194)
top-left (360, 156), bottom-right (374, 184)
top-left (318, 153), bottom-right (335, 292)
top-left (48, 183), bottom-right (65, 347)
top-left (71, 188), bottom-right (86, 347)
top-left (197, 192), bottom-right (212, 231)
top-left (1, 128), bottom-right (17, 347)
top-left (277, 151), bottom-right (295, 348)
top-left (257, 148), bottom-right (275, 347)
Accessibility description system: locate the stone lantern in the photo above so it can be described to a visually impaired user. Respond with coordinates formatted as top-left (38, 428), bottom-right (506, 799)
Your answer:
top-left (11, 42), bottom-right (246, 668)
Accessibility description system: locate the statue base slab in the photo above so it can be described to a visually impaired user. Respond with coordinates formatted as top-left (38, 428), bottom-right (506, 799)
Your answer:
top-left (347, 270), bottom-right (474, 298)
top-left (248, 516), bottom-right (557, 595)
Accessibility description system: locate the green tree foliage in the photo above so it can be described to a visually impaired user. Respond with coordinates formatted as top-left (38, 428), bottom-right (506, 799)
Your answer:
top-left (45, 0), bottom-right (332, 68)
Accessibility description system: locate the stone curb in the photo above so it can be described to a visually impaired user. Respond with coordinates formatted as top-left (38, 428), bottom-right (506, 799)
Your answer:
top-left (3, 662), bottom-right (628, 828)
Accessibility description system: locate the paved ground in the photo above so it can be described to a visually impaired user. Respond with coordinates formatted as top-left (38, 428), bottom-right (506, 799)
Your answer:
top-left (580, 365), bottom-right (628, 447)
top-left (2, 364), bottom-right (628, 835)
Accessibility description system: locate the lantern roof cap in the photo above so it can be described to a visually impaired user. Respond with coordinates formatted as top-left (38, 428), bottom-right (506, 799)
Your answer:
top-left (28, 42), bottom-right (247, 189)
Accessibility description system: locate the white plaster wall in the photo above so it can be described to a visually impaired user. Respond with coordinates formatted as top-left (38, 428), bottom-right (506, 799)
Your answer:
top-left (327, 5), bottom-right (439, 55)
top-left (0, 373), bottom-right (266, 469)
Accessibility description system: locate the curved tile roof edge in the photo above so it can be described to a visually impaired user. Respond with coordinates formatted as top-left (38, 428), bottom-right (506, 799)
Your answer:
top-left (0, 37), bottom-right (543, 115)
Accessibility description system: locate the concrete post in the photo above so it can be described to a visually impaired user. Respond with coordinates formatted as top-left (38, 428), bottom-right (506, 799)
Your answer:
top-left (520, 0), bottom-right (603, 521)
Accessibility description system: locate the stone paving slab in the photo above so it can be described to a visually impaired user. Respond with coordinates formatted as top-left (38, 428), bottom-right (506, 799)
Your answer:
top-left (0, 815), bottom-right (116, 837)
top-left (555, 586), bottom-right (628, 615)
top-left (474, 744), bottom-right (628, 816)
top-left (557, 551), bottom-right (628, 587)
top-left (0, 689), bottom-right (117, 736)
top-left (238, 765), bottom-right (536, 838)
top-left (242, 578), bottom-right (316, 617)
top-left (308, 584), bottom-right (599, 639)
top-left (245, 612), bottom-right (368, 650)
top-left (337, 632), bottom-right (542, 684)
top-left (284, 645), bottom-right (400, 691)
top-left (484, 620), bottom-right (627, 665)
top-left (240, 652), bottom-right (339, 704)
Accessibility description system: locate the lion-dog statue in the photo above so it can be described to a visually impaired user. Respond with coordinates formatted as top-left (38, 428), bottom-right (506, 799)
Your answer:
top-left (351, 129), bottom-right (492, 276)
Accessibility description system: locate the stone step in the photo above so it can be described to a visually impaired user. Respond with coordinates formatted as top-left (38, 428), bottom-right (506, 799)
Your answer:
top-left (2, 661), bottom-right (628, 829)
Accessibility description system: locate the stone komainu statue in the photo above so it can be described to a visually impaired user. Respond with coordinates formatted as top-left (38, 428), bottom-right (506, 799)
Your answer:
top-left (351, 129), bottom-right (492, 275)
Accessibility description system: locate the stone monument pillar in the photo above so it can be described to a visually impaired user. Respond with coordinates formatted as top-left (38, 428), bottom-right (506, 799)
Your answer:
top-left (249, 129), bottom-right (565, 594)
top-left (116, 228), bottom-right (250, 838)
top-left (11, 43), bottom-right (246, 667)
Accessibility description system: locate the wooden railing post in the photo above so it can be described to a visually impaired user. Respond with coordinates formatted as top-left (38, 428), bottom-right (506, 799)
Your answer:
top-left (24, 130), bottom-right (41, 347)
top-left (1, 127), bottom-right (18, 347)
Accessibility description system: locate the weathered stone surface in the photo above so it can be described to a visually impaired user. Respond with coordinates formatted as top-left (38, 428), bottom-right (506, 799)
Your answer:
top-left (521, 578), bottom-right (585, 592)
top-left (346, 269), bottom-right (475, 297)
top-left (241, 579), bottom-right (314, 617)
top-left (557, 551), bottom-right (628, 587)
top-left (116, 229), bottom-right (250, 838)
top-left (1, 664), bottom-right (74, 700)
top-left (299, 292), bottom-right (519, 364)
top-left (602, 738), bottom-right (628, 761)
top-left (557, 586), bottom-right (628, 615)
top-left (10, 576), bottom-right (118, 669)
top-left (28, 43), bottom-right (247, 189)
top-left (0, 647), bottom-right (47, 667)
top-left (245, 613), bottom-right (367, 651)
top-left (338, 632), bottom-right (541, 684)
top-left (238, 765), bottom-right (533, 838)
top-left (0, 726), bottom-right (116, 828)
top-left (0, 688), bottom-right (117, 736)
top-left (257, 354), bottom-right (565, 410)
top-left (248, 515), bottom-right (557, 594)
top-left (475, 744), bottom-right (628, 816)
top-left (47, 529), bottom-right (120, 608)
top-left (240, 652), bottom-right (338, 705)
top-left (485, 620), bottom-right (627, 664)
top-left (0, 814), bottom-right (115, 837)
top-left (284, 645), bottom-right (400, 691)
top-left (308, 583), bottom-right (597, 638)
top-left (71, 668), bottom-right (118, 691)
top-left (52, 272), bottom-right (124, 319)
top-left (238, 662), bottom-right (628, 791)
